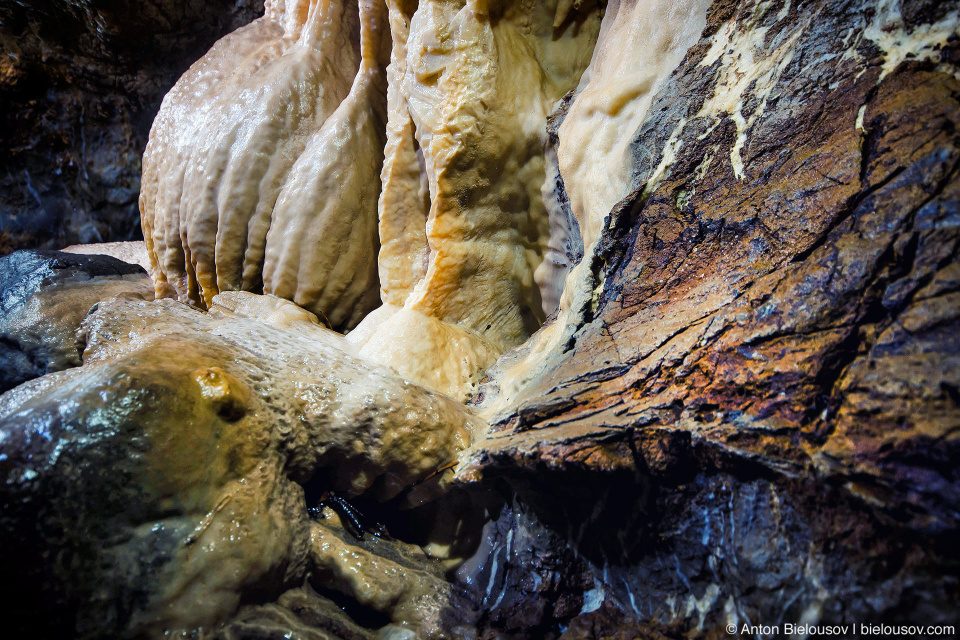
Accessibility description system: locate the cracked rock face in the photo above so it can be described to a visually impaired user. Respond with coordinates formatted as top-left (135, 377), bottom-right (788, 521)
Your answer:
top-left (459, 0), bottom-right (960, 636)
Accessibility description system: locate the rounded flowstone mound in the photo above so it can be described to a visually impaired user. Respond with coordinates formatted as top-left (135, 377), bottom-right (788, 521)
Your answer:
top-left (0, 292), bottom-right (481, 638)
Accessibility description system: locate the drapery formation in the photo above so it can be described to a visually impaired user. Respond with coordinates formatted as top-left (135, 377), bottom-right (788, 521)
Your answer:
top-left (140, 0), bottom-right (604, 398)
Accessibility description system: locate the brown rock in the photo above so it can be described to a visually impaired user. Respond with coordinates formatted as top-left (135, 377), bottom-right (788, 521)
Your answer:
top-left (0, 293), bottom-right (481, 637)
top-left (462, 0), bottom-right (960, 636)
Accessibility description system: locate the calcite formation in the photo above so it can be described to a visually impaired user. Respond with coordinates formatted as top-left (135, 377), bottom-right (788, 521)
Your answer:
top-left (141, 0), bottom-right (388, 331)
top-left (351, 0), bottom-right (602, 399)
top-left (142, 0), bottom-right (603, 398)
top-left (0, 291), bottom-right (481, 637)
top-left (558, 0), bottom-right (713, 248)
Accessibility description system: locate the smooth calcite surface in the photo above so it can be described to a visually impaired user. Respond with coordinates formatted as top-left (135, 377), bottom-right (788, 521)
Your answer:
top-left (558, 0), bottom-right (712, 248)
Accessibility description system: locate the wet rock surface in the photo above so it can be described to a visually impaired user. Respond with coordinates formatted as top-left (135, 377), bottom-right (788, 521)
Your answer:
top-left (0, 293), bottom-right (480, 637)
top-left (214, 515), bottom-right (478, 640)
top-left (0, 0), bottom-right (958, 638)
top-left (0, 0), bottom-right (264, 253)
top-left (0, 249), bottom-right (150, 391)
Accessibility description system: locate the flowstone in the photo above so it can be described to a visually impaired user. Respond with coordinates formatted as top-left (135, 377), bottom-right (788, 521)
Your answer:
top-left (0, 291), bottom-right (482, 637)
top-left (141, 0), bottom-right (604, 399)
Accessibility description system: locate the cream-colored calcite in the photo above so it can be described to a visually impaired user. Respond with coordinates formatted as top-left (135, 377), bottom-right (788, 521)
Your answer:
top-left (141, 0), bottom-right (388, 330)
top-left (558, 0), bottom-right (711, 248)
top-left (858, 0), bottom-right (960, 82)
top-left (469, 0), bottom-right (714, 420)
top-left (375, 2), bottom-right (432, 308)
top-left (140, 1), bottom-right (287, 301)
top-left (260, 0), bottom-right (390, 329)
top-left (63, 240), bottom-right (152, 272)
top-left (210, 289), bottom-right (329, 331)
top-left (141, 0), bottom-right (601, 398)
top-left (353, 304), bottom-right (502, 400)
top-left (691, 0), bottom-right (804, 181)
top-left (179, 0), bottom-right (362, 308)
top-left (350, 0), bottom-right (602, 398)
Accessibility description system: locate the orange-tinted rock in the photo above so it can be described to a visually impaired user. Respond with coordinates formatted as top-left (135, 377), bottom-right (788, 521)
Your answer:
top-left (462, 0), bottom-right (960, 636)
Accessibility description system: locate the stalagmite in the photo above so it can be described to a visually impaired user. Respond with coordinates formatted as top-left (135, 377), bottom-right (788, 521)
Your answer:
top-left (141, 0), bottom-right (388, 330)
top-left (473, 0), bottom-right (716, 414)
top-left (141, 0), bottom-right (288, 302)
top-left (350, 0), bottom-right (603, 398)
top-left (141, 0), bottom-right (603, 398)
top-left (6, 0), bottom-right (960, 636)
top-left (260, 0), bottom-right (390, 329)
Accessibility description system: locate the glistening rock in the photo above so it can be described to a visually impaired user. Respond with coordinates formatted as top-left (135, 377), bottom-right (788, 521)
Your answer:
top-left (0, 0), bottom-right (958, 637)
top-left (0, 249), bottom-right (152, 392)
top-left (457, 0), bottom-right (960, 635)
top-left (0, 293), bottom-right (481, 637)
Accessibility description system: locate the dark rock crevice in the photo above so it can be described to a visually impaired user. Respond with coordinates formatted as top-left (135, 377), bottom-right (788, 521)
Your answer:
top-left (0, 0), bottom-right (265, 254)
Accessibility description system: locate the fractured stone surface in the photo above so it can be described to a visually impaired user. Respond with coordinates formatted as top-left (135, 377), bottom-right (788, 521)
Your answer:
top-left (460, 0), bottom-right (960, 635)
top-left (1, 0), bottom-right (959, 638)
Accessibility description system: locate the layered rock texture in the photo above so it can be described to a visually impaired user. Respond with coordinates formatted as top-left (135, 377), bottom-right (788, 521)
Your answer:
top-left (461, 0), bottom-right (960, 635)
top-left (1, 0), bottom-right (959, 638)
